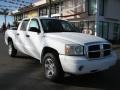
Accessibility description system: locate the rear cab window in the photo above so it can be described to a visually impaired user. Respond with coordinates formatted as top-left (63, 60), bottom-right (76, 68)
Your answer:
top-left (20, 19), bottom-right (30, 31)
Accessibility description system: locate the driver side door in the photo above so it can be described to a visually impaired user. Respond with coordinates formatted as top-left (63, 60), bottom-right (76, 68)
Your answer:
top-left (25, 19), bottom-right (42, 59)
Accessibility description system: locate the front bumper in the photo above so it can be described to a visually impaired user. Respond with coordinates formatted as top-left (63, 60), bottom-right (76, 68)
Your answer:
top-left (59, 51), bottom-right (117, 75)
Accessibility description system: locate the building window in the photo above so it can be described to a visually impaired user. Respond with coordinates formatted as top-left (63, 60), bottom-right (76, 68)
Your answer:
top-left (98, 22), bottom-right (109, 39)
top-left (103, 22), bottom-right (109, 39)
top-left (16, 16), bottom-right (19, 21)
top-left (51, 5), bottom-right (56, 14)
top-left (39, 9), bottom-right (42, 16)
top-left (119, 25), bottom-right (120, 40)
top-left (88, 0), bottom-right (97, 15)
top-left (98, 21), bottom-right (103, 37)
top-left (113, 23), bottom-right (120, 40)
top-left (39, 7), bottom-right (48, 16)
top-left (39, 4), bottom-right (59, 16)
top-left (14, 16), bottom-right (17, 21)
top-left (43, 8), bottom-right (47, 15)
top-left (55, 4), bottom-right (59, 13)
top-left (51, 4), bottom-right (60, 14)
top-left (18, 14), bottom-right (23, 21)
top-left (89, 21), bottom-right (95, 35)
top-left (71, 21), bottom-right (95, 35)
top-left (64, 0), bottom-right (73, 9)
top-left (99, 0), bottom-right (104, 16)
top-left (63, 0), bottom-right (85, 15)
top-left (79, 22), bottom-right (84, 32)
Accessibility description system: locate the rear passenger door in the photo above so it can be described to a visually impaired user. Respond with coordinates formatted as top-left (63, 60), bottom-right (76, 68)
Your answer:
top-left (16, 19), bottom-right (30, 54)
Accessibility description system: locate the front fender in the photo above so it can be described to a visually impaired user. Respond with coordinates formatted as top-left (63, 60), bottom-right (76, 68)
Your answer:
top-left (44, 37), bottom-right (65, 55)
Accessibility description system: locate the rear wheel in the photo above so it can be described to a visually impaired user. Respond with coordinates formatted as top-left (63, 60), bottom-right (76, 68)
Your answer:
top-left (43, 53), bottom-right (64, 81)
top-left (8, 41), bottom-right (17, 57)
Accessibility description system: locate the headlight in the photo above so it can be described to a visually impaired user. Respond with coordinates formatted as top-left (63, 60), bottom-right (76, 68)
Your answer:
top-left (65, 44), bottom-right (84, 56)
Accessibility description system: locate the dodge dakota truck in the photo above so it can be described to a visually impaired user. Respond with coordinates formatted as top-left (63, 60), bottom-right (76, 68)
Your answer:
top-left (5, 17), bottom-right (117, 81)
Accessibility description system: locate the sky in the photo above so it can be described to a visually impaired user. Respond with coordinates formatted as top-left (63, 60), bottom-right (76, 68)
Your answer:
top-left (0, 0), bottom-right (38, 28)
top-left (0, 15), bottom-right (14, 27)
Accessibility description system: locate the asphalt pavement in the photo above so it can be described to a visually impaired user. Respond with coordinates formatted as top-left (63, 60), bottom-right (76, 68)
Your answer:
top-left (0, 33), bottom-right (120, 90)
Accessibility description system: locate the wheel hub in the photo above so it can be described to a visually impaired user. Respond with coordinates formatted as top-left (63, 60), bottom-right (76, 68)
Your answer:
top-left (8, 44), bottom-right (12, 55)
top-left (45, 58), bottom-right (55, 77)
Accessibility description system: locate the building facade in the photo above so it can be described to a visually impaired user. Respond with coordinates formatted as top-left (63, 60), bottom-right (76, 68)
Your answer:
top-left (12, 0), bottom-right (120, 41)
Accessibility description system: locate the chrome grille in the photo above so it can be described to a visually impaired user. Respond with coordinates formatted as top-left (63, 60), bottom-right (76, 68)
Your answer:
top-left (86, 43), bottom-right (111, 59)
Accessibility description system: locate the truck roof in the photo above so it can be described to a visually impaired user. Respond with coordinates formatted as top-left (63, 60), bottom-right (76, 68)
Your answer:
top-left (22, 17), bottom-right (66, 21)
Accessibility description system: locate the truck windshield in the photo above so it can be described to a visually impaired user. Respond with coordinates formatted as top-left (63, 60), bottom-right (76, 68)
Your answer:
top-left (40, 19), bottom-right (79, 33)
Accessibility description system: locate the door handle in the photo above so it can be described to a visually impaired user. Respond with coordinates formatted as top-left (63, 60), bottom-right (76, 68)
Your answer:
top-left (26, 35), bottom-right (30, 37)
top-left (16, 33), bottom-right (19, 36)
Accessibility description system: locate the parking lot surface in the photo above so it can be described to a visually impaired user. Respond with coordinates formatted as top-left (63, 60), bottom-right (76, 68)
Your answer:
top-left (0, 33), bottom-right (120, 90)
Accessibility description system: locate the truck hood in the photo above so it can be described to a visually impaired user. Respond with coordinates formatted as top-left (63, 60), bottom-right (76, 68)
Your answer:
top-left (44, 33), bottom-right (108, 45)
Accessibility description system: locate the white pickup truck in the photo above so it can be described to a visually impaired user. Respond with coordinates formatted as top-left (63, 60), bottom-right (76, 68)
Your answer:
top-left (5, 17), bottom-right (117, 81)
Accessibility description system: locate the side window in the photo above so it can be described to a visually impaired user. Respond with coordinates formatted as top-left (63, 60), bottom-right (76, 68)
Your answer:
top-left (28, 19), bottom-right (40, 33)
top-left (20, 20), bottom-right (29, 31)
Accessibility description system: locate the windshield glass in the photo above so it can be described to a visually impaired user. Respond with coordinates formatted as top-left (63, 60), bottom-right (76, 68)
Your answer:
top-left (40, 19), bottom-right (79, 33)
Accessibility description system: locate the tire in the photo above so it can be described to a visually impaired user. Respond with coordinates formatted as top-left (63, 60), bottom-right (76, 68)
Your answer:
top-left (43, 52), bottom-right (64, 81)
top-left (8, 41), bottom-right (17, 57)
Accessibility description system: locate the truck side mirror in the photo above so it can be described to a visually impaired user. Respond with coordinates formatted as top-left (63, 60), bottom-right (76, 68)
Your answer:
top-left (29, 27), bottom-right (40, 33)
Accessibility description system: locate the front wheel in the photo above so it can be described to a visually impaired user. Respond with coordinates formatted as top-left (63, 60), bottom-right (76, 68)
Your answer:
top-left (43, 53), bottom-right (64, 81)
top-left (8, 41), bottom-right (17, 57)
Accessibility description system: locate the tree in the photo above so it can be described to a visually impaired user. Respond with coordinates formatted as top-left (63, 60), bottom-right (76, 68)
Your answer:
top-left (2, 9), bottom-right (9, 27)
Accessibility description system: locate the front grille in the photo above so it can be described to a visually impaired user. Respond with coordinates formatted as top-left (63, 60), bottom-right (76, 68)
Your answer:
top-left (86, 43), bottom-right (111, 59)
top-left (88, 45), bottom-right (100, 51)
top-left (104, 50), bottom-right (111, 56)
top-left (88, 51), bottom-right (100, 58)
top-left (103, 44), bottom-right (111, 49)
